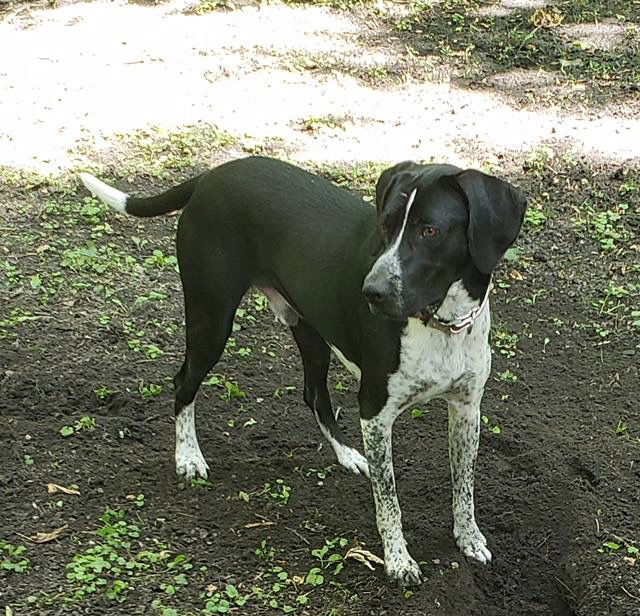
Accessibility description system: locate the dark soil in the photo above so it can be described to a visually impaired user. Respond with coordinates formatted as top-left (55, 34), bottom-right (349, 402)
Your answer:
top-left (1, 149), bottom-right (639, 616)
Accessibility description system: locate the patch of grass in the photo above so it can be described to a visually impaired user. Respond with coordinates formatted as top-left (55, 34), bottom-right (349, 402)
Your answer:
top-left (0, 307), bottom-right (41, 339)
top-left (300, 114), bottom-right (351, 133)
top-left (94, 385), bottom-right (117, 400)
top-left (491, 325), bottom-right (519, 358)
top-left (63, 507), bottom-right (193, 605)
top-left (203, 374), bottom-right (247, 401)
top-left (524, 207), bottom-right (548, 229)
top-left (0, 540), bottom-right (30, 573)
top-left (0, 166), bottom-right (57, 191)
top-left (591, 282), bottom-right (640, 332)
top-left (497, 369), bottom-right (518, 383)
top-left (403, 0), bottom-right (640, 108)
top-left (190, 477), bottom-right (213, 489)
top-left (315, 161), bottom-right (388, 200)
top-left (139, 381), bottom-right (163, 400)
top-left (189, 0), bottom-right (233, 15)
top-left (283, 0), bottom-right (371, 9)
top-left (261, 479), bottom-right (292, 505)
top-left (573, 200), bottom-right (631, 251)
top-left (74, 124), bottom-right (236, 182)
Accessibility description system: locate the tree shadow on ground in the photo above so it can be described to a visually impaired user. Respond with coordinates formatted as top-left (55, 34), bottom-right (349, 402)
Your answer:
top-left (380, 0), bottom-right (640, 115)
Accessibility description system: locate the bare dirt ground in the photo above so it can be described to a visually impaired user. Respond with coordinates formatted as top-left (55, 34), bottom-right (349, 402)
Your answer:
top-left (0, 1), bottom-right (639, 615)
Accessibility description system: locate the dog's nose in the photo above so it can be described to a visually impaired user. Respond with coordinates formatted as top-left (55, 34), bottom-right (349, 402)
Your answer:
top-left (362, 278), bottom-right (393, 308)
top-left (363, 285), bottom-right (385, 306)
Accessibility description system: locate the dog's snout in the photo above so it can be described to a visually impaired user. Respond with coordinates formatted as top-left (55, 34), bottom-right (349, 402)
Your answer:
top-left (362, 281), bottom-right (387, 305)
top-left (362, 275), bottom-right (400, 317)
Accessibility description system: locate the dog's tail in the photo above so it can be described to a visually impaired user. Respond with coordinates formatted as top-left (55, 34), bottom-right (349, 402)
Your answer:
top-left (79, 173), bottom-right (202, 218)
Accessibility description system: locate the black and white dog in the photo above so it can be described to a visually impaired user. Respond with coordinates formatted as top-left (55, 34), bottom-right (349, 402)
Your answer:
top-left (80, 157), bottom-right (526, 585)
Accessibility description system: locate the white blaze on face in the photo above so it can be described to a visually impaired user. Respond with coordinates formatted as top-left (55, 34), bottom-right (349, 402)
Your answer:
top-left (365, 188), bottom-right (418, 292)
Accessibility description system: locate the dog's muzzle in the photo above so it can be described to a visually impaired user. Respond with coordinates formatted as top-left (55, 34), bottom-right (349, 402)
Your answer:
top-left (362, 276), bottom-right (404, 319)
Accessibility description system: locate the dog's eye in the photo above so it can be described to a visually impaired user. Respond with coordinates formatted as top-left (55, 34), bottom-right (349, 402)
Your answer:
top-left (421, 225), bottom-right (438, 238)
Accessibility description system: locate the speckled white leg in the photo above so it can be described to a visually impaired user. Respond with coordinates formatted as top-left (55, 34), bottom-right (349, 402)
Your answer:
top-left (448, 397), bottom-right (492, 564)
top-left (175, 401), bottom-right (209, 480)
top-left (361, 413), bottom-right (422, 586)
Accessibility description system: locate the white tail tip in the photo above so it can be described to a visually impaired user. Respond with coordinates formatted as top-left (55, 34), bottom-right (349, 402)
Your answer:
top-left (79, 172), bottom-right (128, 214)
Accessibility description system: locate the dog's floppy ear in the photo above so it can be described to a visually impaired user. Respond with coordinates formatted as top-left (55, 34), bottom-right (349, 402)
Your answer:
top-left (375, 161), bottom-right (419, 215)
top-left (454, 170), bottom-right (527, 275)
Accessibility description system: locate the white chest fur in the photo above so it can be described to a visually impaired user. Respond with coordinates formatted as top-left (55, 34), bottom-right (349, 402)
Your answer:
top-left (386, 307), bottom-right (491, 412)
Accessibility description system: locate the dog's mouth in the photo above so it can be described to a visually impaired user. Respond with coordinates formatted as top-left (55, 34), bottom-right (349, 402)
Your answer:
top-left (367, 297), bottom-right (445, 323)
top-left (413, 299), bottom-right (444, 323)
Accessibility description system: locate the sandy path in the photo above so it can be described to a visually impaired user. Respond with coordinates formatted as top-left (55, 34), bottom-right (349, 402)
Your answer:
top-left (1, 0), bottom-right (638, 173)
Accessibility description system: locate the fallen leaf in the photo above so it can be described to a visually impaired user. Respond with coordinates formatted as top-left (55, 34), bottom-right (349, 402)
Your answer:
top-left (31, 524), bottom-right (68, 543)
top-left (292, 575), bottom-right (305, 585)
top-left (46, 483), bottom-right (80, 496)
top-left (345, 547), bottom-right (384, 571)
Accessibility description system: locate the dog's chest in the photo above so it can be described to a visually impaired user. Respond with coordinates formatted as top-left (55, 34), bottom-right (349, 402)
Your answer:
top-left (387, 314), bottom-right (490, 408)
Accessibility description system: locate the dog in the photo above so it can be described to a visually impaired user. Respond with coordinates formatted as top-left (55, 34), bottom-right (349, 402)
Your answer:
top-left (80, 156), bottom-right (526, 585)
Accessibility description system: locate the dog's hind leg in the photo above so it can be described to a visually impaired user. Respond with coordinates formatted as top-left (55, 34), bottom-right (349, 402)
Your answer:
top-left (290, 320), bottom-right (369, 477)
top-left (173, 240), bottom-right (251, 480)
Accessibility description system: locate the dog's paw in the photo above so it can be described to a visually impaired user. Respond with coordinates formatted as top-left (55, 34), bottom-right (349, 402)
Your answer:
top-left (335, 445), bottom-right (370, 478)
top-left (455, 524), bottom-right (492, 564)
top-left (175, 449), bottom-right (210, 480)
top-left (385, 552), bottom-right (423, 587)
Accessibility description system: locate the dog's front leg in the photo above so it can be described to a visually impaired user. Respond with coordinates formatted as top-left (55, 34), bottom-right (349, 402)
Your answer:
top-left (360, 399), bottom-right (422, 586)
top-left (448, 393), bottom-right (492, 564)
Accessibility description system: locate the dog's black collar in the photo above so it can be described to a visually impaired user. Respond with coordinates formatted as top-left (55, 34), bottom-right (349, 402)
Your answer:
top-left (426, 283), bottom-right (492, 334)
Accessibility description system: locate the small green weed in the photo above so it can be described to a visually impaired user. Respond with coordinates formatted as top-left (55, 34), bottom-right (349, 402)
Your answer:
top-left (94, 385), bottom-right (117, 400)
top-left (482, 415), bottom-right (502, 435)
top-left (310, 537), bottom-right (349, 576)
top-left (191, 0), bottom-right (233, 14)
top-left (0, 308), bottom-right (40, 339)
top-left (524, 207), bottom-right (547, 228)
top-left (0, 540), bottom-right (30, 573)
top-left (261, 479), bottom-right (291, 505)
top-left (201, 583), bottom-right (250, 613)
top-left (139, 382), bottom-right (163, 400)
top-left (491, 326), bottom-right (519, 358)
top-left (255, 539), bottom-right (277, 561)
top-left (60, 415), bottom-right (96, 437)
top-left (497, 369), bottom-right (518, 383)
top-left (190, 478), bottom-right (213, 489)
top-left (65, 508), bottom-right (192, 604)
top-left (204, 374), bottom-right (247, 400)
top-left (573, 201), bottom-right (630, 251)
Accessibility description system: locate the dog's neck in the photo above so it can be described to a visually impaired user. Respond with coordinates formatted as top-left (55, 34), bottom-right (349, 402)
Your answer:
top-left (432, 270), bottom-right (491, 332)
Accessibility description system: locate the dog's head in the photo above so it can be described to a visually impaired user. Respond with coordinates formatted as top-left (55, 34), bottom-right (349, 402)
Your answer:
top-left (362, 161), bottom-right (527, 321)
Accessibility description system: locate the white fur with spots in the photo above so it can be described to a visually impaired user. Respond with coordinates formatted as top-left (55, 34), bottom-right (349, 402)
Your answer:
top-left (361, 280), bottom-right (492, 584)
top-left (175, 401), bottom-right (210, 480)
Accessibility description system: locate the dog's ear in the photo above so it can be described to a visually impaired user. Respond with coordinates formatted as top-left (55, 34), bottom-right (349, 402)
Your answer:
top-left (375, 161), bottom-right (419, 215)
top-left (455, 170), bottom-right (527, 275)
